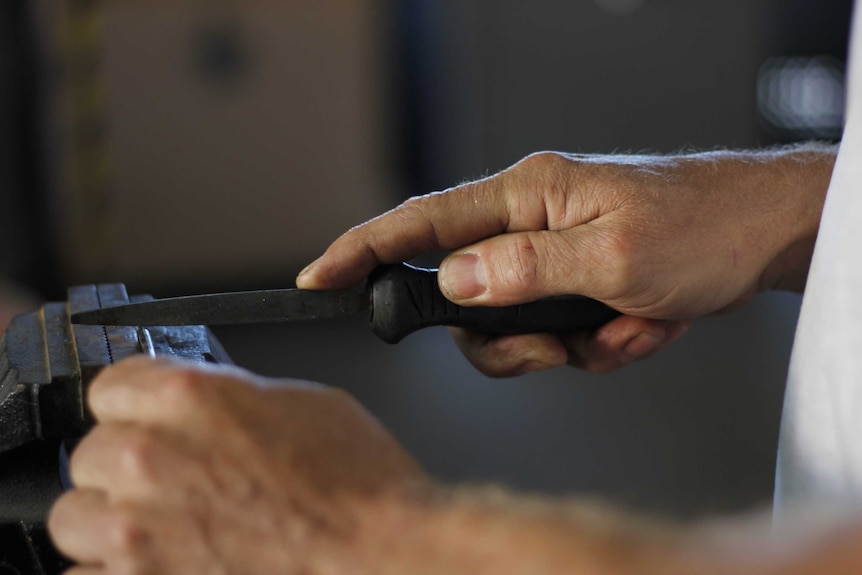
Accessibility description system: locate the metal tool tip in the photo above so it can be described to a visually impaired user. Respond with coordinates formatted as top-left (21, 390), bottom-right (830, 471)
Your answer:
top-left (69, 310), bottom-right (105, 325)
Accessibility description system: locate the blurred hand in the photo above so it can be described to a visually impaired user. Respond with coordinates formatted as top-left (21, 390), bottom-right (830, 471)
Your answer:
top-left (48, 356), bottom-right (427, 574)
top-left (298, 147), bottom-right (834, 375)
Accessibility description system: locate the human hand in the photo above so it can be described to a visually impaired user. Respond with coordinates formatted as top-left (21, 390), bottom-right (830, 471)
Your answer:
top-left (297, 147), bottom-right (835, 375)
top-left (48, 356), bottom-right (428, 574)
top-left (42, 359), bottom-right (862, 575)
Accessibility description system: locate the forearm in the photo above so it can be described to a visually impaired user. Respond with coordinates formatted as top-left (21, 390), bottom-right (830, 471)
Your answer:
top-left (348, 486), bottom-right (779, 575)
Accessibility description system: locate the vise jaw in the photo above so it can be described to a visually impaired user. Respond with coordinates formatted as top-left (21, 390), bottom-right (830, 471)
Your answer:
top-left (0, 283), bottom-right (230, 575)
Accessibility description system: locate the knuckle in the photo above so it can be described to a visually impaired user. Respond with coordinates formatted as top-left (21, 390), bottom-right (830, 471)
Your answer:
top-left (108, 506), bottom-right (151, 557)
top-left (458, 343), bottom-right (512, 378)
top-left (566, 347), bottom-right (613, 374)
top-left (494, 234), bottom-right (541, 295)
top-left (504, 153), bottom-right (584, 233)
top-left (518, 151), bottom-right (567, 173)
top-left (117, 430), bottom-right (163, 480)
top-left (162, 367), bottom-right (214, 408)
top-left (392, 194), bottom-right (444, 250)
top-left (400, 191), bottom-right (448, 218)
top-left (479, 338), bottom-right (529, 378)
top-left (399, 194), bottom-right (433, 221)
top-left (510, 151), bottom-right (571, 197)
top-left (590, 229), bottom-right (640, 297)
top-left (565, 324), bottom-right (631, 374)
top-left (399, 194), bottom-right (427, 214)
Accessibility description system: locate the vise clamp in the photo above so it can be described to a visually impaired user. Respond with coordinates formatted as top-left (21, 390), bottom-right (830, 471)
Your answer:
top-left (0, 283), bottom-right (231, 575)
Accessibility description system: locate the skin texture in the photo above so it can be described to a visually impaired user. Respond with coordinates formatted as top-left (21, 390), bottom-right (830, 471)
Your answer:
top-left (48, 146), bottom-right (850, 573)
top-left (48, 357), bottom-right (862, 575)
top-left (49, 357), bottom-right (427, 574)
top-left (297, 146), bottom-right (836, 375)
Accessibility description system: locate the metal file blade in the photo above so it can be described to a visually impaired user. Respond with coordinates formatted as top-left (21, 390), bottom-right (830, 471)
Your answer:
top-left (70, 287), bottom-right (368, 327)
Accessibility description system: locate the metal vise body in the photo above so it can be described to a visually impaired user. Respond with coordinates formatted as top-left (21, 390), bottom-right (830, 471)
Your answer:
top-left (0, 284), bottom-right (230, 575)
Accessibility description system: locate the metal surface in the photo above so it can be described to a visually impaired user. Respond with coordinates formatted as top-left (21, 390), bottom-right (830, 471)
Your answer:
top-left (70, 286), bottom-right (367, 327)
top-left (0, 283), bottom-right (232, 575)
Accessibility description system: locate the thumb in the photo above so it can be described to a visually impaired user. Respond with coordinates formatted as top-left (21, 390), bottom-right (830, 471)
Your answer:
top-left (438, 229), bottom-right (603, 306)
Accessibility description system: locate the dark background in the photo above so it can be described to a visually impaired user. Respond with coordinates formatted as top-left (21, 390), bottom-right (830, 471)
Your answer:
top-left (0, 0), bottom-right (854, 519)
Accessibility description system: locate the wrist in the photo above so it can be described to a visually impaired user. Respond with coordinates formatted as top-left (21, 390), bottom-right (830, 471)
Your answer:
top-left (752, 143), bottom-right (837, 292)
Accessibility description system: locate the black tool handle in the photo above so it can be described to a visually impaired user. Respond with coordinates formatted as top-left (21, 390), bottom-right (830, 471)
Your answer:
top-left (368, 263), bottom-right (621, 344)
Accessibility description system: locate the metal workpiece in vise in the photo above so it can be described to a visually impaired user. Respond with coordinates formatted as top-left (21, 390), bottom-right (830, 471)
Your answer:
top-left (0, 284), bottom-right (232, 575)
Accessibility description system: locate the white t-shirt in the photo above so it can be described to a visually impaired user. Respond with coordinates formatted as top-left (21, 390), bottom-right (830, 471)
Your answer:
top-left (774, 2), bottom-right (862, 519)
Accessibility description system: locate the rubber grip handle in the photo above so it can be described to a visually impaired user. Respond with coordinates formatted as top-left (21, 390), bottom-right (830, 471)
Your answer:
top-left (368, 263), bottom-right (621, 344)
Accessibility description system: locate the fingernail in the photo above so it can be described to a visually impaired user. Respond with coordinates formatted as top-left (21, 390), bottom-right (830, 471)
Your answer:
top-left (623, 332), bottom-right (663, 361)
top-left (440, 253), bottom-right (487, 299)
top-left (297, 257), bottom-right (322, 281)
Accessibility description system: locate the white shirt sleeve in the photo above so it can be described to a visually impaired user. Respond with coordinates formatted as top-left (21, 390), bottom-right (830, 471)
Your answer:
top-left (774, 0), bottom-right (862, 521)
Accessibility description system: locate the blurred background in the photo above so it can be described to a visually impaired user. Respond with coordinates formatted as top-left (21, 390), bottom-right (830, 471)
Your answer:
top-left (0, 0), bottom-right (853, 519)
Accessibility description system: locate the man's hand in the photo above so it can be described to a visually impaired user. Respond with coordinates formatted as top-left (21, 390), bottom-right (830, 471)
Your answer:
top-left (297, 147), bottom-right (836, 375)
top-left (44, 357), bottom-right (862, 575)
top-left (48, 356), bottom-right (427, 574)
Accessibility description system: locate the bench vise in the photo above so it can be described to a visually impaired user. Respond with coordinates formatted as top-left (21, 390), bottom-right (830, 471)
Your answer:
top-left (0, 283), bottom-right (231, 575)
